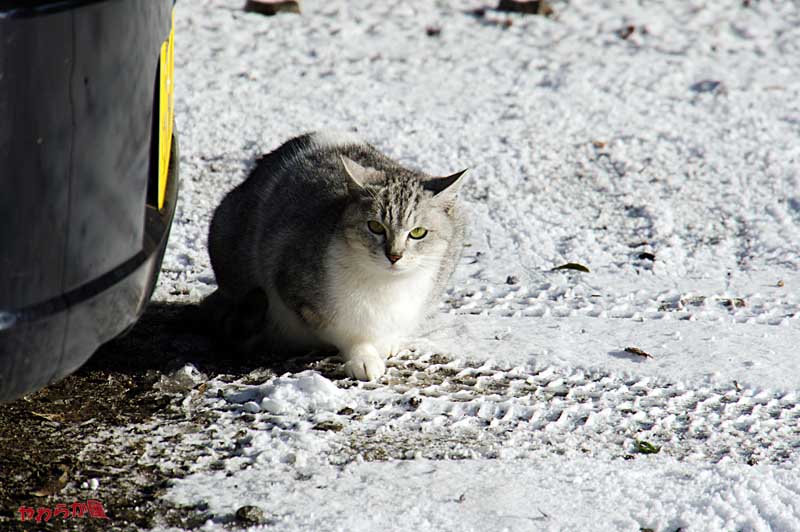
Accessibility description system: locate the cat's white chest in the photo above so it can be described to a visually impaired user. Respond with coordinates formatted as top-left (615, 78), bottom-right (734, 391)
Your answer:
top-left (320, 253), bottom-right (434, 349)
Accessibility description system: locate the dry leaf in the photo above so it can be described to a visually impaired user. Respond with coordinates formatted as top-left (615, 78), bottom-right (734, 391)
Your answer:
top-left (244, 0), bottom-right (300, 16)
top-left (552, 263), bottom-right (590, 273)
top-left (31, 411), bottom-right (65, 423)
top-left (624, 346), bottom-right (653, 359)
top-left (31, 463), bottom-right (69, 497)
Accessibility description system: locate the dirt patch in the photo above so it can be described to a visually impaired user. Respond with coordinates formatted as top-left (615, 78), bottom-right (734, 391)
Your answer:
top-left (0, 302), bottom-right (319, 531)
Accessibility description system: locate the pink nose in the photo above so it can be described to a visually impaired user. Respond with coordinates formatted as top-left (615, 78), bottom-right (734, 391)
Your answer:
top-left (387, 254), bottom-right (402, 264)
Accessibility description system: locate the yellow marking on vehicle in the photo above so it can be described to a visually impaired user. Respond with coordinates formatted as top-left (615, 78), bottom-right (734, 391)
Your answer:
top-left (158, 9), bottom-right (175, 210)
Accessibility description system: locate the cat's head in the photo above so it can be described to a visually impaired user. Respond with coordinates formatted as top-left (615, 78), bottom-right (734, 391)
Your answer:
top-left (337, 156), bottom-right (466, 276)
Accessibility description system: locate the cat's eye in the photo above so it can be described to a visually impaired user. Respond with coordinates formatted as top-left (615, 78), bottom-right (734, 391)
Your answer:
top-left (409, 227), bottom-right (428, 240)
top-left (367, 220), bottom-right (386, 234)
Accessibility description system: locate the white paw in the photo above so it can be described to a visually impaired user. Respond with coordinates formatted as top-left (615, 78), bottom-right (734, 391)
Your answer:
top-left (343, 344), bottom-right (386, 381)
top-left (376, 340), bottom-right (402, 358)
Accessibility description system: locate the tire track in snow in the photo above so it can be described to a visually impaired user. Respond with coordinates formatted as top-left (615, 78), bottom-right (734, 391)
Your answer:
top-left (215, 350), bottom-right (800, 467)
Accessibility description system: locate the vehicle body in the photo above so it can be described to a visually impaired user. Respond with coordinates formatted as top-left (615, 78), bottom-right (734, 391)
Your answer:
top-left (0, 0), bottom-right (178, 401)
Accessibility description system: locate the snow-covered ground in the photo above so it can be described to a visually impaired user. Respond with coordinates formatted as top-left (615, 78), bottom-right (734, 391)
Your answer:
top-left (148, 1), bottom-right (800, 530)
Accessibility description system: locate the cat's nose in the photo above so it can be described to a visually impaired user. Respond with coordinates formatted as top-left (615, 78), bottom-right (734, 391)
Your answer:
top-left (386, 253), bottom-right (403, 264)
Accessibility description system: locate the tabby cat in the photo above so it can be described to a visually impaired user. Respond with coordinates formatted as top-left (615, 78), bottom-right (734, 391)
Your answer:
top-left (206, 131), bottom-right (466, 381)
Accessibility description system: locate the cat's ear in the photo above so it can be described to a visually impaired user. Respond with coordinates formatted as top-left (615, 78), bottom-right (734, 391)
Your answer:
top-left (424, 169), bottom-right (468, 202)
top-left (340, 155), bottom-right (381, 190)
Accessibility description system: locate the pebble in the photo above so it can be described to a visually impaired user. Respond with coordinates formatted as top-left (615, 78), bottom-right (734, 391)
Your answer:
top-left (235, 505), bottom-right (268, 526)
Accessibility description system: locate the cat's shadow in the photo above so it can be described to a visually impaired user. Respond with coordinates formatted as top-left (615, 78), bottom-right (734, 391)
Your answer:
top-left (82, 301), bottom-right (339, 381)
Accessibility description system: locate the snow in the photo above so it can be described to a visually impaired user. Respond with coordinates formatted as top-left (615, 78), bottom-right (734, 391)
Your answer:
top-left (147, 0), bottom-right (800, 530)
top-left (420, 312), bottom-right (800, 390)
top-left (224, 371), bottom-right (347, 415)
top-left (168, 458), bottom-right (800, 532)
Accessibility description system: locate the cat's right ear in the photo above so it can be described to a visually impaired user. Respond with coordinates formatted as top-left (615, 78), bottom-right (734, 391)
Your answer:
top-left (340, 155), bottom-right (379, 191)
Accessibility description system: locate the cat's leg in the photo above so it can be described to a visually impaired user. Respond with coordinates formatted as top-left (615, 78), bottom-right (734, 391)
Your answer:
top-left (299, 304), bottom-right (329, 329)
top-left (342, 343), bottom-right (386, 381)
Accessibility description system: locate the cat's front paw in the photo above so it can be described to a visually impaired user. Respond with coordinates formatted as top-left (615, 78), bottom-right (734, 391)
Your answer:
top-left (343, 344), bottom-right (386, 382)
top-left (376, 340), bottom-right (402, 358)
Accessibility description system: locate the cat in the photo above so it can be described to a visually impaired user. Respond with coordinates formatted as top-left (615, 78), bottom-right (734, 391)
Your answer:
top-left (205, 131), bottom-right (466, 381)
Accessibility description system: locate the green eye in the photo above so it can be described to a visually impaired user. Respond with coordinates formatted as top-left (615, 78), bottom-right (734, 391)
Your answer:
top-left (367, 220), bottom-right (385, 234)
top-left (409, 227), bottom-right (428, 239)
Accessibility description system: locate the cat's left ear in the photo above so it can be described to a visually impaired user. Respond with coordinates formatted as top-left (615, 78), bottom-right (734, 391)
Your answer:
top-left (424, 169), bottom-right (468, 203)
